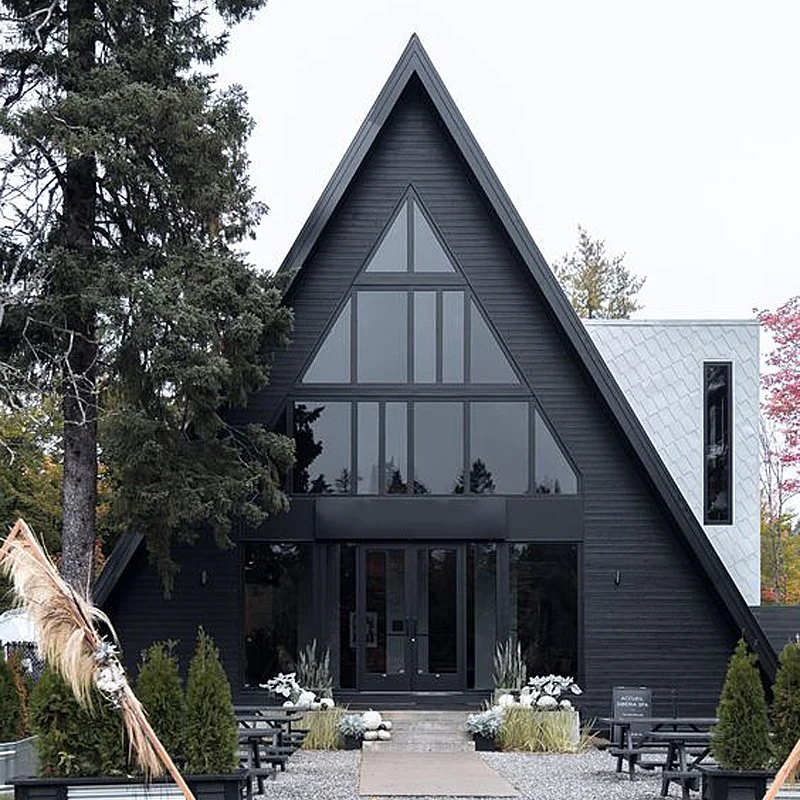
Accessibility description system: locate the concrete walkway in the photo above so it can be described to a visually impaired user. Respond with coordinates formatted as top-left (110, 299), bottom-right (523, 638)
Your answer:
top-left (358, 751), bottom-right (519, 797)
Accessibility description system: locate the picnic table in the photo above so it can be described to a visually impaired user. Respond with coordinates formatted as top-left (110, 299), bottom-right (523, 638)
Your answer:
top-left (648, 729), bottom-right (713, 800)
top-left (600, 717), bottom-right (717, 782)
top-left (235, 706), bottom-right (307, 799)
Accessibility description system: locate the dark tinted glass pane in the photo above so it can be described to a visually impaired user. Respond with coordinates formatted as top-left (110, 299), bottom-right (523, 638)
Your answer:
top-left (470, 402), bottom-right (529, 494)
top-left (470, 300), bottom-right (518, 383)
top-left (293, 402), bottom-right (352, 494)
top-left (302, 300), bottom-right (350, 383)
top-left (338, 544), bottom-right (356, 688)
top-left (364, 549), bottom-right (406, 676)
top-left (705, 363), bottom-right (732, 523)
top-left (417, 548), bottom-right (458, 674)
top-left (365, 206), bottom-right (407, 272)
top-left (412, 202), bottom-right (455, 273)
top-left (414, 291), bottom-right (436, 383)
top-left (534, 411), bottom-right (577, 495)
top-left (467, 543), bottom-right (496, 689)
top-left (244, 543), bottom-right (314, 686)
top-left (414, 402), bottom-right (463, 494)
top-left (442, 291), bottom-right (464, 383)
top-left (357, 402), bottom-right (379, 495)
top-left (510, 543), bottom-right (578, 678)
top-left (385, 402), bottom-right (408, 493)
top-left (357, 291), bottom-right (407, 382)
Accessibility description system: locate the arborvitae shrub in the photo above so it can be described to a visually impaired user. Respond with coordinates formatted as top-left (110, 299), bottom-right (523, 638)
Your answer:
top-left (136, 640), bottom-right (186, 766)
top-left (0, 656), bottom-right (22, 741)
top-left (771, 642), bottom-right (800, 764)
top-left (29, 665), bottom-right (127, 776)
top-left (184, 628), bottom-right (238, 774)
top-left (711, 638), bottom-right (771, 770)
top-left (7, 651), bottom-right (32, 737)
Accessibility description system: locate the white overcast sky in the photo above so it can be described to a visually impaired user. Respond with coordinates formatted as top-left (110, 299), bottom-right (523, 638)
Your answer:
top-left (217, 0), bottom-right (799, 321)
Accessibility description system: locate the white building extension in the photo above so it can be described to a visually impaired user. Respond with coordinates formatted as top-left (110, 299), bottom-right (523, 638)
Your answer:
top-left (585, 319), bottom-right (761, 606)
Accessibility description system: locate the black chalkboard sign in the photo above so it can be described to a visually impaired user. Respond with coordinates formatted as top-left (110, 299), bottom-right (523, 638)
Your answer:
top-left (612, 686), bottom-right (652, 720)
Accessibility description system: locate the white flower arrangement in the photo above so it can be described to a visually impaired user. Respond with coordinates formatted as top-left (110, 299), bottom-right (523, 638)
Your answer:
top-left (522, 674), bottom-right (582, 710)
top-left (261, 671), bottom-right (336, 708)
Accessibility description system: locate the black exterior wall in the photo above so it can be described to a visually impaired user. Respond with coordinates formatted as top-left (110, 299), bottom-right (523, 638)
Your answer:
top-left (98, 39), bottom-right (774, 721)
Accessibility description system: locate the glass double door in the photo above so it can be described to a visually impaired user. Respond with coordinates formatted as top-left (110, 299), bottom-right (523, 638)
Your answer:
top-left (356, 544), bottom-right (466, 691)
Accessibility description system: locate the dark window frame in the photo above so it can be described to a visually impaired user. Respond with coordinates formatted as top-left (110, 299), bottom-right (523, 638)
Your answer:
top-left (704, 361), bottom-right (733, 525)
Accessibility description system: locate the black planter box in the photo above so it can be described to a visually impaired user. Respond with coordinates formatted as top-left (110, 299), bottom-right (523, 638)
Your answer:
top-left (698, 765), bottom-right (773, 800)
top-left (10, 772), bottom-right (247, 800)
top-left (341, 735), bottom-right (362, 750)
top-left (473, 734), bottom-right (496, 752)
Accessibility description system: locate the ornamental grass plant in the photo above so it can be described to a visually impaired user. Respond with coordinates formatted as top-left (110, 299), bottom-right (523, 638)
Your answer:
top-left (498, 706), bottom-right (577, 753)
top-left (710, 638), bottom-right (771, 770)
top-left (301, 707), bottom-right (345, 750)
top-left (771, 641), bottom-right (800, 765)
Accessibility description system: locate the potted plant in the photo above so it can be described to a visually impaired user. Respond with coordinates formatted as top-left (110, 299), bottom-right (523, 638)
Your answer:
top-left (337, 714), bottom-right (365, 750)
top-left (699, 639), bottom-right (773, 800)
top-left (465, 707), bottom-right (503, 751)
top-left (491, 638), bottom-right (526, 704)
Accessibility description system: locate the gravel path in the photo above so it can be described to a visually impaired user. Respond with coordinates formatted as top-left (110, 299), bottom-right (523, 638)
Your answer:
top-left (255, 748), bottom-right (683, 800)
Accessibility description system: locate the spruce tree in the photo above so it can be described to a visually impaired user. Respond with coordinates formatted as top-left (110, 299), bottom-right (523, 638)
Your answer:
top-left (0, 0), bottom-right (294, 592)
top-left (771, 642), bottom-right (800, 764)
top-left (135, 640), bottom-right (186, 767)
top-left (0, 656), bottom-right (22, 741)
top-left (711, 638), bottom-right (771, 770)
top-left (184, 628), bottom-right (237, 774)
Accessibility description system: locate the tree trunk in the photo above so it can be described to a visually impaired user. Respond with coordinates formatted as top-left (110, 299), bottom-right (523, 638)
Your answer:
top-left (60, 0), bottom-right (97, 595)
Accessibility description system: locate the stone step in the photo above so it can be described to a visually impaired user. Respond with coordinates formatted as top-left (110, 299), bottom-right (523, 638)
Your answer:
top-left (363, 739), bottom-right (475, 753)
top-left (365, 710), bottom-right (474, 753)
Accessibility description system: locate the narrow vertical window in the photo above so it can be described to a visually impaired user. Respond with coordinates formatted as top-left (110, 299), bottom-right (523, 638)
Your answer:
top-left (704, 362), bottom-right (732, 524)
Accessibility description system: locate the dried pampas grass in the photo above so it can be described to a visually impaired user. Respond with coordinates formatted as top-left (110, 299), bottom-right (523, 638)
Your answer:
top-left (0, 519), bottom-right (195, 800)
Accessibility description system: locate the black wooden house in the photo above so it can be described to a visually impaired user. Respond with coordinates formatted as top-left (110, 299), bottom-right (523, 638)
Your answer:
top-left (97, 36), bottom-right (775, 716)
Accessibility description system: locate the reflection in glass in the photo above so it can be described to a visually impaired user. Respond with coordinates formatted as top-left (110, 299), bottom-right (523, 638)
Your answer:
top-left (467, 543), bottom-right (496, 688)
top-left (534, 412), bottom-right (577, 494)
top-left (293, 402), bottom-right (352, 494)
top-left (244, 543), bottom-right (313, 686)
top-left (417, 548), bottom-right (458, 674)
top-left (357, 292), bottom-right (407, 382)
top-left (302, 300), bottom-right (350, 384)
top-left (357, 403), bottom-right (379, 495)
top-left (365, 549), bottom-right (406, 676)
top-left (414, 402), bottom-right (463, 494)
top-left (365, 207), bottom-right (407, 272)
top-left (470, 402), bottom-right (528, 494)
top-left (385, 402), bottom-right (408, 493)
top-left (414, 292), bottom-right (436, 383)
top-left (442, 292), bottom-right (464, 383)
top-left (470, 301), bottom-right (518, 383)
top-left (338, 544), bottom-right (356, 688)
top-left (705, 363), bottom-right (732, 524)
top-left (510, 543), bottom-right (577, 678)
top-left (413, 202), bottom-right (455, 273)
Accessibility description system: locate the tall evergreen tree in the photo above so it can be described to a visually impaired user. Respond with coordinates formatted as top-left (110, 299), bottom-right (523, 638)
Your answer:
top-left (552, 226), bottom-right (645, 319)
top-left (0, 0), bottom-right (294, 591)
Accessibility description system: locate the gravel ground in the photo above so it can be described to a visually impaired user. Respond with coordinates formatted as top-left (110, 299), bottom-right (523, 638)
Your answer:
top-left (255, 748), bottom-right (685, 800)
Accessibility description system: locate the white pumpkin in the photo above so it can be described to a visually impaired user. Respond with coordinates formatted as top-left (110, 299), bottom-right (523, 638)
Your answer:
top-left (319, 697), bottom-right (335, 709)
top-left (282, 700), bottom-right (294, 708)
top-left (380, 720), bottom-right (392, 731)
top-left (536, 695), bottom-right (558, 709)
top-left (519, 693), bottom-right (534, 708)
top-left (362, 710), bottom-right (382, 731)
top-left (297, 690), bottom-right (316, 707)
top-left (497, 693), bottom-right (516, 707)
top-left (377, 730), bottom-right (391, 741)
top-left (363, 730), bottom-right (379, 741)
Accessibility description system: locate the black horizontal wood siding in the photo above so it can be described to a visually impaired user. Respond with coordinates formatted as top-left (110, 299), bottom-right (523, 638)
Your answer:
top-left (108, 77), bottom-right (740, 717)
top-left (104, 536), bottom-right (242, 690)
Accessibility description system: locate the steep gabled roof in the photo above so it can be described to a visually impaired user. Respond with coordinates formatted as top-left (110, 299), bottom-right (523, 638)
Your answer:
top-left (275, 34), bottom-right (777, 677)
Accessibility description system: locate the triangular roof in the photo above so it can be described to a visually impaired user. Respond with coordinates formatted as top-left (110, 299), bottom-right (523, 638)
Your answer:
top-left (96, 34), bottom-right (775, 677)
top-left (275, 34), bottom-right (776, 676)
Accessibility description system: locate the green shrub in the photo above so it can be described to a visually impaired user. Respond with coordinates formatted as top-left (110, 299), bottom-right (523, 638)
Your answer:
top-left (7, 652), bottom-right (33, 737)
top-left (771, 642), bottom-right (800, 764)
top-left (29, 665), bottom-right (127, 777)
top-left (135, 641), bottom-right (186, 766)
top-left (711, 638), bottom-right (771, 770)
top-left (0, 657), bottom-right (22, 741)
top-left (184, 629), bottom-right (237, 774)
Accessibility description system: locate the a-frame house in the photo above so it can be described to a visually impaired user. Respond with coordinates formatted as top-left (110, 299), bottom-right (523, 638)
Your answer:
top-left (99, 35), bottom-right (775, 716)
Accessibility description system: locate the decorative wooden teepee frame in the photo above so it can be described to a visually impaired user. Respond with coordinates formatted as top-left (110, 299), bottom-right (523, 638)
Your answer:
top-left (0, 518), bottom-right (195, 800)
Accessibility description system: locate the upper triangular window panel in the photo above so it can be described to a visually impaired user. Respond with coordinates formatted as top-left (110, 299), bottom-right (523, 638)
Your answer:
top-left (363, 195), bottom-right (456, 274)
top-left (469, 301), bottom-right (518, 384)
top-left (302, 299), bottom-right (351, 384)
top-left (412, 201), bottom-right (455, 273)
top-left (365, 205), bottom-right (407, 273)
